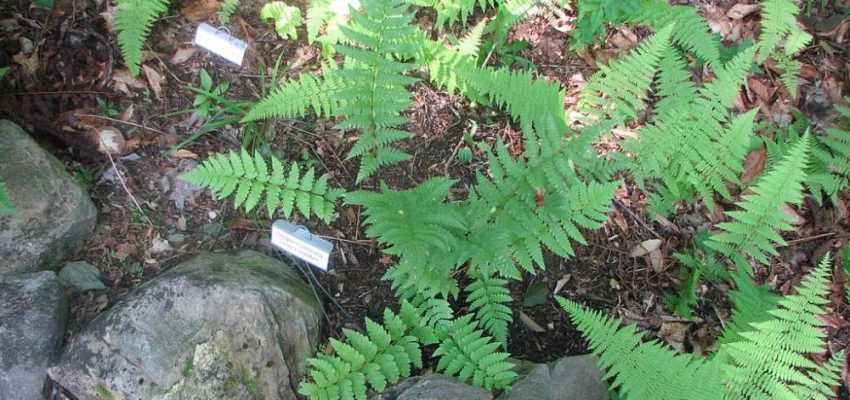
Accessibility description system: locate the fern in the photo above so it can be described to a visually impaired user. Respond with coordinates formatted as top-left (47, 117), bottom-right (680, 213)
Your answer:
top-left (114, 0), bottom-right (170, 76)
top-left (465, 270), bottom-right (513, 345)
top-left (571, 0), bottom-right (642, 48)
top-left (707, 135), bottom-right (810, 274)
top-left (219, 0), bottom-right (240, 23)
top-left (631, 0), bottom-right (722, 67)
top-left (756, 0), bottom-right (812, 62)
top-left (334, 0), bottom-right (421, 182)
top-left (261, 2), bottom-right (303, 40)
top-left (560, 256), bottom-right (844, 400)
top-left (557, 297), bottom-right (723, 400)
top-left (431, 0), bottom-right (497, 27)
top-left (810, 103), bottom-right (850, 202)
top-left (578, 25), bottom-right (674, 123)
top-left (299, 302), bottom-right (425, 400)
top-left (180, 149), bottom-right (345, 222)
top-left (721, 256), bottom-right (838, 399)
top-left (0, 179), bottom-right (16, 216)
top-left (243, 71), bottom-right (345, 122)
top-left (433, 314), bottom-right (517, 390)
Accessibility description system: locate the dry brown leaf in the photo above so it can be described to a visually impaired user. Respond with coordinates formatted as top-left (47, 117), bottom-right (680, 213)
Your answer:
top-left (142, 65), bottom-right (164, 99)
top-left (747, 77), bottom-right (774, 103)
top-left (170, 149), bottom-right (199, 159)
top-left (553, 274), bottom-right (571, 295)
top-left (170, 48), bottom-right (198, 65)
top-left (519, 311), bottom-right (546, 332)
top-left (630, 239), bottom-right (663, 257)
top-left (613, 210), bottom-right (629, 235)
top-left (182, 0), bottom-right (221, 22)
top-left (741, 145), bottom-right (766, 184)
top-left (726, 3), bottom-right (760, 19)
top-left (649, 248), bottom-right (665, 273)
top-left (117, 104), bottom-right (134, 122)
top-left (13, 52), bottom-right (37, 74)
top-left (112, 68), bottom-right (148, 94)
top-left (100, 5), bottom-right (118, 32)
top-left (658, 322), bottom-right (689, 352)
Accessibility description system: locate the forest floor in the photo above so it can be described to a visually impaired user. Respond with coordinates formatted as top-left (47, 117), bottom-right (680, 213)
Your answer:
top-left (2, 0), bottom-right (850, 395)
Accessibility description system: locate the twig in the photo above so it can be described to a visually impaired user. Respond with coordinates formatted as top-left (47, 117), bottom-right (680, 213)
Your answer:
top-left (76, 114), bottom-right (171, 137)
top-left (103, 150), bottom-right (154, 228)
top-left (776, 232), bottom-right (838, 248)
top-left (615, 200), bottom-right (663, 240)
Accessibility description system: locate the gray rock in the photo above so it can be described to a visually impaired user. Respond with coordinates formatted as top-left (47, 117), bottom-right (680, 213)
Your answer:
top-left (58, 261), bottom-right (106, 292)
top-left (501, 363), bottom-right (553, 400)
top-left (0, 120), bottom-right (97, 276)
top-left (0, 271), bottom-right (68, 400)
top-left (549, 355), bottom-right (608, 400)
top-left (48, 250), bottom-right (322, 400)
top-left (373, 374), bottom-right (493, 400)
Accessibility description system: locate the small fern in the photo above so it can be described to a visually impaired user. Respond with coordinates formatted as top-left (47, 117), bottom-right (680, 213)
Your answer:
top-left (261, 2), bottom-right (303, 40)
top-left (114, 0), bottom-right (170, 76)
top-left (219, 0), bottom-right (240, 23)
top-left (756, 0), bottom-right (812, 62)
top-left (811, 102), bottom-right (850, 202)
top-left (433, 314), bottom-right (517, 390)
top-left (465, 270), bottom-right (513, 345)
top-left (631, 0), bottom-right (722, 67)
top-left (244, 70), bottom-right (345, 122)
top-left (707, 135), bottom-right (810, 274)
top-left (0, 179), bottom-right (16, 216)
top-left (180, 149), bottom-right (345, 222)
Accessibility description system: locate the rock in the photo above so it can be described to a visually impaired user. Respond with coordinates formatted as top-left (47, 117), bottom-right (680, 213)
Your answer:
top-left (0, 271), bottom-right (68, 400)
top-left (496, 355), bottom-right (607, 400)
top-left (167, 233), bottom-right (186, 245)
top-left (373, 374), bottom-right (493, 400)
top-left (0, 120), bottom-right (97, 276)
top-left (49, 250), bottom-right (322, 400)
top-left (549, 355), bottom-right (608, 400)
top-left (58, 261), bottom-right (106, 292)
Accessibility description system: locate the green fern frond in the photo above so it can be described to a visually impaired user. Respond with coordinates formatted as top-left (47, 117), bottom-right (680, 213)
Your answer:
top-left (707, 135), bottom-right (810, 274)
top-left (384, 258), bottom-right (460, 300)
top-left (579, 24), bottom-right (674, 122)
top-left (243, 71), bottom-right (345, 122)
top-left (779, 57), bottom-right (802, 97)
top-left (299, 303), bottom-right (424, 400)
top-left (180, 149), bottom-right (345, 222)
top-left (756, 0), bottom-right (812, 62)
top-left (716, 272), bottom-right (781, 346)
top-left (219, 0), bottom-right (240, 23)
top-left (261, 2), bottom-right (303, 40)
top-left (721, 256), bottom-right (839, 400)
top-left (0, 67), bottom-right (9, 80)
top-left (433, 314), bottom-right (517, 390)
top-left (423, 21), bottom-right (486, 97)
top-left (632, 0), bottom-right (721, 67)
top-left (0, 179), bottom-right (16, 216)
top-left (558, 297), bottom-right (724, 400)
top-left (810, 103), bottom-right (850, 202)
top-left (334, 0), bottom-right (422, 182)
top-left (465, 270), bottom-right (513, 345)
top-left (114, 0), bottom-right (170, 76)
top-left (431, 0), bottom-right (497, 26)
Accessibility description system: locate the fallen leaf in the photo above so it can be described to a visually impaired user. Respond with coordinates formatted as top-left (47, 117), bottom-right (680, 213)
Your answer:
top-left (612, 210), bottom-right (629, 235)
top-left (100, 5), bottom-right (118, 32)
top-left (13, 52), bottom-right (37, 74)
top-left (182, 0), bottom-right (221, 22)
top-left (142, 65), bottom-right (164, 99)
top-left (658, 322), bottom-right (689, 352)
top-left (630, 239), bottom-right (663, 257)
top-left (117, 104), bottom-right (134, 122)
top-left (170, 47), bottom-right (198, 65)
top-left (726, 3), bottom-right (760, 19)
top-left (741, 146), bottom-right (766, 184)
top-left (609, 278), bottom-right (621, 290)
top-left (523, 281), bottom-right (550, 307)
top-left (112, 68), bottom-right (147, 94)
top-left (782, 204), bottom-right (806, 226)
top-left (519, 311), bottom-right (546, 332)
top-left (170, 149), bottom-right (199, 159)
top-left (649, 248), bottom-right (665, 273)
top-left (553, 274), bottom-right (571, 295)
top-left (177, 214), bottom-right (187, 231)
top-left (150, 235), bottom-right (172, 254)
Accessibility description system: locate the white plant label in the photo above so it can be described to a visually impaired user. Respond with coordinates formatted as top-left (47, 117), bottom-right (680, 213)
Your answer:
top-left (271, 220), bottom-right (333, 272)
top-left (194, 23), bottom-right (248, 66)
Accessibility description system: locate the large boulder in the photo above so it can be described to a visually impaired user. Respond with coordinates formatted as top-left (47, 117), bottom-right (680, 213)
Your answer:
top-left (0, 120), bottom-right (97, 276)
top-left (48, 250), bottom-right (322, 400)
top-left (499, 355), bottom-right (608, 400)
top-left (373, 374), bottom-right (494, 400)
top-left (0, 271), bottom-right (68, 400)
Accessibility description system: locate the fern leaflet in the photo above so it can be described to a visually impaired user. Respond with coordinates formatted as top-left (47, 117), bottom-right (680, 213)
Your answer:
top-left (433, 314), bottom-right (517, 390)
top-left (180, 149), bottom-right (345, 222)
top-left (114, 0), bottom-right (170, 76)
top-left (219, 0), bottom-right (240, 23)
top-left (465, 270), bottom-right (513, 345)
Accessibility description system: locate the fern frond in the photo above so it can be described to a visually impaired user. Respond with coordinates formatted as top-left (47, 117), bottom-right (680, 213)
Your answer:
top-left (465, 270), bottom-right (513, 345)
top-left (810, 103), bottom-right (850, 202)
top-left (716, 272), bottom-right (781, 346)
top-left (579, 24), bottom-right (674, 122)
top-left (299, 303), bottom-right (424, 400)
top-left (756, 0), bottom-right (812, 62)
top-left (632, 0), bottom-right (722, 67)
top-left (779, 57), bottom-right (802, 97)
top-left (180, 149), bottom-right (345, 222)
top-left (114, 0), bottom-right (170, 76)
top-left (243, 71), bottom-right (345, 122)
top-left (0, 179), bottom-right (16, 216)
top-left (707, 135), bottom-right (810, 274)
top-left (384, 258), bottom-right (460, 300)
top-left (423, 21), bottom-right (486, 97)
top-left (219, 0), bottom-right (240, 23)
top-left (721, 256), bottom-right (839, 400)
top-left (431, 0), bottom-right (497, 26)
top-left (558, 297), bottom-right (724, 400)
top-left (334, 0), bottom-right (422, 182)
top-left (433, 314), bottom-right (517, 390)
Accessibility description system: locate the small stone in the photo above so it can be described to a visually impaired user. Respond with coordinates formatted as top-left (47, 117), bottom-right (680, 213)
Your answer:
top-left (202, 222), bottom-right (223, 239)
top-left (58, 261), bottom-right (106, 292)
top-left (167, 233), bottom-right (186, 245)
top-left (208, 211), bottom-right (217, 219)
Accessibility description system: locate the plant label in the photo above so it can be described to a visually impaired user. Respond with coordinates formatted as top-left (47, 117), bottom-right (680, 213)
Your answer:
top-left (271, 220), bottom-right (333, 272)
top-left (194, 23), bottom-right (248, 66)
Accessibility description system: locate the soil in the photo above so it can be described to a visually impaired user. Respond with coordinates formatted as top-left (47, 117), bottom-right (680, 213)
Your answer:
top-left (1, 0), bottom-right (850, 397)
